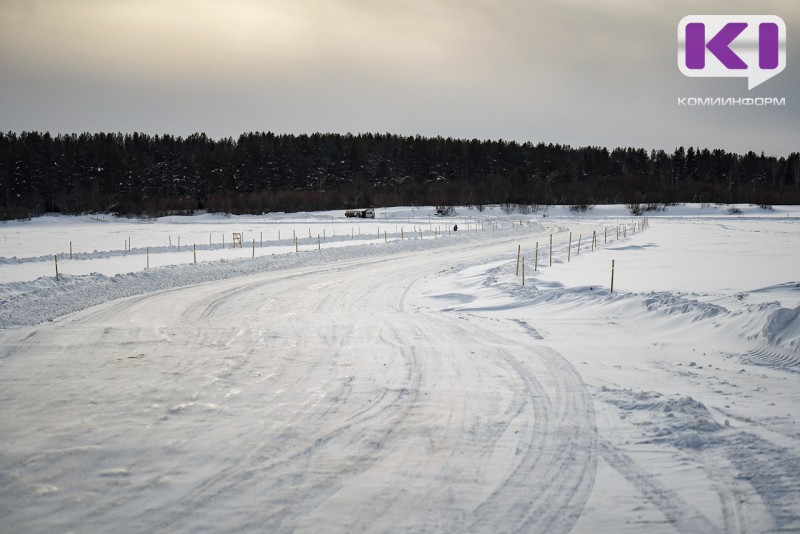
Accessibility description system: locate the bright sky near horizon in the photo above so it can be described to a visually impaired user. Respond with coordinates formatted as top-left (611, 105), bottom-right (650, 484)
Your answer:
top-left (0, 0), bottom-right (797, 155)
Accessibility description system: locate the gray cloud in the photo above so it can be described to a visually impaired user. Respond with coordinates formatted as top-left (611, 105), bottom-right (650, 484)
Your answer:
top-left (0, 0), bottom-right (796, 155)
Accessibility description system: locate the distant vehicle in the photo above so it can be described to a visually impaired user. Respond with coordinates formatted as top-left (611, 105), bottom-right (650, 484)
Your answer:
top-left (345, 208), bottom-right (375, 219)
top-left (435, 206), bottom-right (455, 217)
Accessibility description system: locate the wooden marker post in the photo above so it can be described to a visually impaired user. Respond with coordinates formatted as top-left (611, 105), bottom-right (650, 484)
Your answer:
top-left (252, 239), bottom-right (255, 258)
top-left (568, 233), bottom-right (572, 262)
top-left (535, 241), bottom-right (539, 271)
top-left (611, 259), bottom-right (615, 294)
top-left (385, 231), bottom-right (387, 243)
top-left (70, 241), bottom-right (73, 260)
top-left (295, 236), bottom-right (298, 252)
top-left (604, 227), bottom-right (607, 245)
top-left (194, 244), bottom-right (197, 264)
top-left (54, 255), bottom-right (58, 281)
top-left (317, 235), bottom-right (320, 250)
top-left (516, 244), bottom-right (521, 276)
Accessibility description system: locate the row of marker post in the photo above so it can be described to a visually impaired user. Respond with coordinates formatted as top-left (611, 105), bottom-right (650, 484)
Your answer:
top-left (515, 218), bottom-right (649, 291)
top-left (53, 217), bottom-right (645, 281)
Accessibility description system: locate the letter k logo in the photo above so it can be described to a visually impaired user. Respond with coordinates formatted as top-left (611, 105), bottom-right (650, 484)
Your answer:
top-left (685, 22), bottom-right (748, 69)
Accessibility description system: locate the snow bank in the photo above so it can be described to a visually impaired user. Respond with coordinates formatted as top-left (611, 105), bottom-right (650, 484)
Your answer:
top-left (762, 306), bottom-right (800, 346)
top-left (598, 387), bottom-right (725, 450)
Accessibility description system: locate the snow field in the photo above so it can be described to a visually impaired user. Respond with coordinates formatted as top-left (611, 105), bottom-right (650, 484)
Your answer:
top-left (1, 204), bottom-right (799, 532)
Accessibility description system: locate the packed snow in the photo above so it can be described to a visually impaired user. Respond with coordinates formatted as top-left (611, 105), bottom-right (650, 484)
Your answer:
top-left (1, 204), bottom-right (799, 533)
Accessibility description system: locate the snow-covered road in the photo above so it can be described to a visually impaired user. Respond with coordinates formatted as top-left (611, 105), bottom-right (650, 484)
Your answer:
top-left (0, 230), bottom-right (600, 532)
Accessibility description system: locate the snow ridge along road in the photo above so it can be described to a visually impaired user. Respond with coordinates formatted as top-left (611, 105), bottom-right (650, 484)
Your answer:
top-left (0, 226), bottom-right (599, 532)
top-left (0, 225), bottom-right (532, 328)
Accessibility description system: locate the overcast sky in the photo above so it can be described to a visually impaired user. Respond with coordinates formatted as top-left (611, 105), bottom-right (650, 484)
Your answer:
top-left (1, 0), bottom-right (797, 156)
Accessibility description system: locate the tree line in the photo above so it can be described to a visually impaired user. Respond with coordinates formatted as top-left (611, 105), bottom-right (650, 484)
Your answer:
top-left (1, 131), bottom-right (797, 220)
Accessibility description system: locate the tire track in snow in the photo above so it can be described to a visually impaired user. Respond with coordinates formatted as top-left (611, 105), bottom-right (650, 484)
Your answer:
top-left (598, 439), bottom-right (720, 532)
top-left (136, 275), bottom-right (430, 531)
top-left (467, 341), bottom-right (598, 534)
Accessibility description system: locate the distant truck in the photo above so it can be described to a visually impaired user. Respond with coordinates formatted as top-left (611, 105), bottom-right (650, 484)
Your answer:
top-left (435, 206), bottom-right (455, 217)
top-left (345, 208), bottom-right (375, 219)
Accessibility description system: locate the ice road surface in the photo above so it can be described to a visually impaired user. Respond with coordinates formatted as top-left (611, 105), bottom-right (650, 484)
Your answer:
top-left (1, 204), bottom-right (799, 533)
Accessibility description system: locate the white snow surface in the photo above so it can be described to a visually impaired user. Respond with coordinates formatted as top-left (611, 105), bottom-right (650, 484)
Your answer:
top-left (1, 204), bottom-right (800, 533)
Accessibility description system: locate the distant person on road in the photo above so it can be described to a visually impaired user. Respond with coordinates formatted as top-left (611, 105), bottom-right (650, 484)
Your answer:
top-left (453, 225), bottom-right (458, 232)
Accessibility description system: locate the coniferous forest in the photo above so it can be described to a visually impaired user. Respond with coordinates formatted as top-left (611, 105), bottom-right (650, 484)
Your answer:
top-left (1, 131), bottom-right (798, 220)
